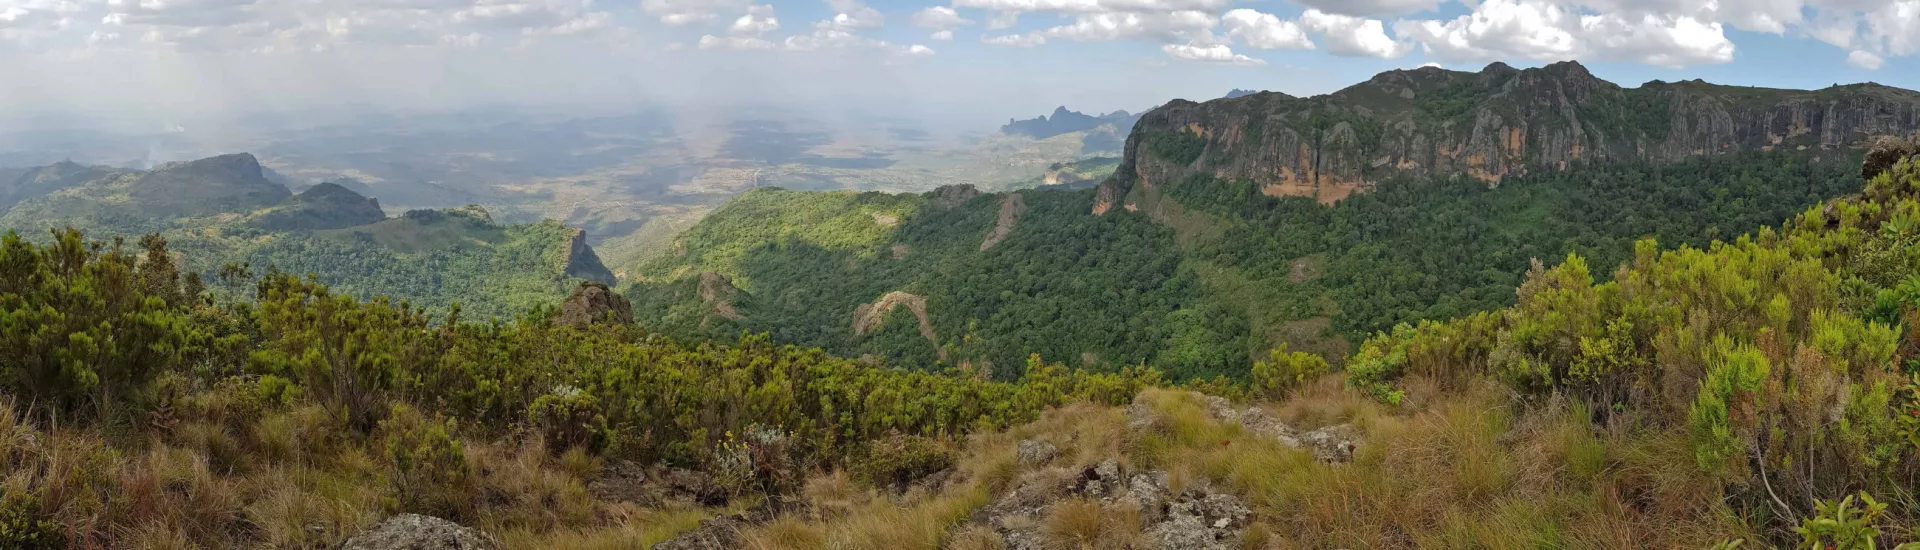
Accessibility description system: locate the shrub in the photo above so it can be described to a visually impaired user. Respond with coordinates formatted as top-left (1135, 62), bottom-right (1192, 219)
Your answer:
top-left (1249, 344), bottom-right (1329, 400)
top-left (0, 490), bottom-right (61, 550)
top-left (527, 387), bottom-right (608, 454)
top-left (379, 404), bottom-right (472, 518)
top-left (853, 430), bottom-right (955, 490)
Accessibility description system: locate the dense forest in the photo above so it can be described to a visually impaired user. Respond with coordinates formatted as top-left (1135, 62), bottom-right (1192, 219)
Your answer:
top-left (631, 151), bottom-right (1863, 383)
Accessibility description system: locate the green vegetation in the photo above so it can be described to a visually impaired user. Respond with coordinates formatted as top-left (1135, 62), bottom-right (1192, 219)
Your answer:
top-left (1142, 130), bottom-right (1206, 166)
top-left (0, 155), bottom-right (610, 319)
top-left (633, 151), bottom-right (1860, 383)
top-left (1343, 149), bottom-right (1920, 538)
top-left (0, 228), bottom-right (1160, 547)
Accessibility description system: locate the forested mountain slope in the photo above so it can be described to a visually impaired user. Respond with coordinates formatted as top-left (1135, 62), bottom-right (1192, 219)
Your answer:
top-left (629, 150), bottom-right (1861, 382)
top-left (0, 153), bottom-right (614, 318)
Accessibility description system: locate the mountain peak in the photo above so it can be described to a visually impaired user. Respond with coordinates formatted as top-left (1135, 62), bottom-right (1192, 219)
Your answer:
top-left (1481, 61), bottom-right (1517, 74)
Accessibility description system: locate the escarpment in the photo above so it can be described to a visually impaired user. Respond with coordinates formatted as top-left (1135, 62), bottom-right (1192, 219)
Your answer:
top-left (1099, 60), bottom-right (1920, 210)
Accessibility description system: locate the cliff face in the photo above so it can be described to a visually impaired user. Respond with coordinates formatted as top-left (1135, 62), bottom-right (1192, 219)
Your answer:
top-left (1101, 61), bottom-right (1920, 208)
top-left (562, 229), bottom-right (618, 285)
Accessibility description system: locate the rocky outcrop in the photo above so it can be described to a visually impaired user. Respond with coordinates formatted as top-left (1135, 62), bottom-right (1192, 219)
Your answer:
top-left (1201, 394), bottom-right (1359, 463)
top-left (964, 458), bottom-right (1250, 550)
top-left (553, 281), bottom-right (634, 327)
top-left (852, 291), bottom-right (945, 362)
top-left (979, 192), bottom-right (1027, 251)
top-left (696, 272), bottom-right (745, 322)
top-left (560, 229), bottom-right (617, 285)
top-left (340, 514), bottom-right (501, 550)
top-left (1101, 61), bottom-right (1920, 211)
top-left (1864, 136), bottom-right (1920, 180)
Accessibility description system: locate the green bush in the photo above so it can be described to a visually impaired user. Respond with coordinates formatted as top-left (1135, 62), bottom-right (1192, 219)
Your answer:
top-left (0, 490), bottom-right (60, 550)
top-left (527, 387), bottom-right (609, 454)
top-left (1249, 344), bottom-right (1329, 399)
top-left (380, 403), bottom-right (473, 519)
top-left (853, 430), bottom-right (955, 490)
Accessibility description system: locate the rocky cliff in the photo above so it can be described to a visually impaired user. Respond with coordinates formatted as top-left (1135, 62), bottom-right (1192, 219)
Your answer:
top-left (1100, 60), bottom-right (1920, 208)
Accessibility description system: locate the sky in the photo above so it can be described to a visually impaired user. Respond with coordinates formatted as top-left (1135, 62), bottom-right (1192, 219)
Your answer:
top-left (1, 0), bottom-right (1918, 134)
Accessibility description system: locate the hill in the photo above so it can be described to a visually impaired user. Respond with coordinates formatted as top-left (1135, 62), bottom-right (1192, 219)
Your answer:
top-left (0, 153), bottom-right (614, 318)
top-left (1102, 60), bottom-right (1920, 205)
top-left (247, 181), bottom-right (388, 231)
top-left (631, 150), bottom-right (1857, 381)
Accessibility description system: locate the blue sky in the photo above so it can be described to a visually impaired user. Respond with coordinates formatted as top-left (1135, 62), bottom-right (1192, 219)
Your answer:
top-left (0, 0), bottom-right (1915, 131)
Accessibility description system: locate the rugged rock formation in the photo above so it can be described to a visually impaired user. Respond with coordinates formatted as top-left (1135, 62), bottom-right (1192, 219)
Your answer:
top-left (340, 514), bottom-right (501, 550)
top-left (696, 271), bottom-right (744, 323)
top-left (1101, 60), bottom-right (1920, 210)
top-left (560, 229), bottom-right (617, 285)
top-left (553, 281), bottom-right (634, 327)
top-left (852, 291), bottom-right (944, 361)
top-left (980, 192), bottom-right (1027, 251)
top-left (1003, 107), bottom-right (1142, 140)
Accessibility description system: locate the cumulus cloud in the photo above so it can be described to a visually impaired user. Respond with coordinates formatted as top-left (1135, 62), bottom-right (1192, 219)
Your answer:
top-left (1162, 41), bottom-right (1264, 64)
top-left (817, 0), bottom-right (883, 30)
top-left (981, 32), bottom-right (1045, 46)
top-left (1222, 9), bottom-right (1313, 50)
top-left (1391, 0), bottom-right (1735, 67)
top-left (1301, 9), bottom-right (1408, 58)
top-left (642, 0), bottom-right (750, 25)
top-left (1847, 49), bottom-right (1884, 69)
top-left (951, 0), bottom-right (1231, 15)
top-left (1289, 0), bottom-right (1444, 17)
top-left (911, 6), bottom-right (971, 29)
top-left (698, 33), bottom-right (774, 49)
top-left (729, 4), bottom-right (778, 35)
top-left (930, 29), bottom-right (953, 40)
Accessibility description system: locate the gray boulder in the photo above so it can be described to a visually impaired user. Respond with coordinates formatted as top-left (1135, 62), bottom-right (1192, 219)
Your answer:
top-left (340, 514), bottom-right (501, 550)
top-left (1863, 136), bottom-right (1917, 181)
top-left (1016, 439), bottom-right (1059, 467)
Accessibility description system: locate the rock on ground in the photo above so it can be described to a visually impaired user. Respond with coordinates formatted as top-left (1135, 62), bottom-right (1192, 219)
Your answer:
top-left (1863, 136), bottom-right (1918, 181)
top-left (1016, 439), bottom-right (1058, 467)
top-left (552, 282), bottom-right (634, 327)
top-left (339, 514), bottom-right (501, 550)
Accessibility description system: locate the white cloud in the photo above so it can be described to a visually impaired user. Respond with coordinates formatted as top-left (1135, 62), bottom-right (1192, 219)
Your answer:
top-left (930, 29), bottom-right (953, 40)
top-left (1015, 10), bottom-right (1217, 43)
top-left (1301, 9), bottom-right (1407, 58)
top-left (951, 0), bottom-right (1231, 15)
top-left (1577, 12), bottom-right (1733, 67)
top-left (911, 6), bottom-right (971, 30)
top-left (1391, 0), bottom-right (1735, 67)
top-left (982, 32), bottom-right (1045, 46)
top-left (986, 10), bottom-right (1019, 29)
top-left (641, 0), bottom-right (749, 25)
top-left (698, 33), bottom-right (774, 49)
top-left (817, 0), bottom-right (882, 30)
top-left (904, 43), bottom-right (935, 55)
top-left (1162, 41), bottom-right (1264, 64)
top-left (1222, 9), bottom-right (1313, 50)
top-left (728, 4), bottom-right (777, 35)
top-left (1848, 48), bottom-right (1884, 69)
top-left (1289, 0), bottom-right (1444, 17)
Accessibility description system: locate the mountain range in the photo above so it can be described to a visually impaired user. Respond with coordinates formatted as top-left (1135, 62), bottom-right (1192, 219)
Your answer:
top-left (0, 153), bottom-right (614, 317)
